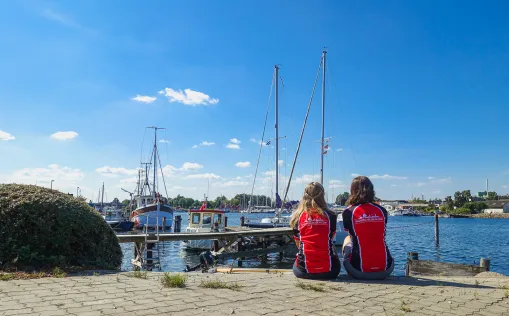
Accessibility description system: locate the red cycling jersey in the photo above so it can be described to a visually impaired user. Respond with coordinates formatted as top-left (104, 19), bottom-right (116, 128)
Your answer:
top-left (293, 209), bottom-right (339, 274)
top-left (342, 203), bottom-right (392, 273)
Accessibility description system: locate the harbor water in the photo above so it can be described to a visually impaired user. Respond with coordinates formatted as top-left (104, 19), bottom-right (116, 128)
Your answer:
top-left (120, 213), bottom-right (509, 276)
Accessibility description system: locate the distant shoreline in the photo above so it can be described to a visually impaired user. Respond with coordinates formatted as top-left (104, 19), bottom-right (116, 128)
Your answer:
top-left (470, 213), bottom-right (509, 219)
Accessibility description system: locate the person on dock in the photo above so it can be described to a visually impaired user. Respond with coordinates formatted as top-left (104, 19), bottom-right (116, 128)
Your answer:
top-left (342, 176), bottom-right (394, 279)
top-left (290, 182), bottom-right (340, 279)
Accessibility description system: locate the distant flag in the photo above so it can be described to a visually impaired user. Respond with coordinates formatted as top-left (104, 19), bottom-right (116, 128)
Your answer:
top-left (199, 201), bottom-right (207, 211)
top-left (266, 140), bottom-right (271, 146)
top-left (322, 144), bottom-right (329, 155)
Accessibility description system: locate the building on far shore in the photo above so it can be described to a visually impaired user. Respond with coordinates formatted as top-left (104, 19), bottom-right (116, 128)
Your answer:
top-left (483, 200), bottom-right (509, 213)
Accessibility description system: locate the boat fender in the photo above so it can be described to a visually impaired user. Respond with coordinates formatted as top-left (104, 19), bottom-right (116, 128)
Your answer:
top-left (343, 254), bottom-right (394, 280)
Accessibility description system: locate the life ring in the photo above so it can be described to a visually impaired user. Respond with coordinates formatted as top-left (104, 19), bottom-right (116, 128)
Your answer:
top-left (343, 253), bottom-right (394, 280)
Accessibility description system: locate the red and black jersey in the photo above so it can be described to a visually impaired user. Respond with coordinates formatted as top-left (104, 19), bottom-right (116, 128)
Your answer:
top-left (293, 209), bottom-right (339, 274)
top-left (342, 203), bottom-right (393, 272)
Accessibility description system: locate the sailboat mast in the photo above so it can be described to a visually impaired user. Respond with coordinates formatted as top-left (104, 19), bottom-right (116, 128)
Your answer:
top-left (275, 65), bottom-right (279, 206)
top-left (320, 50), bottom-right (327, 185)
top-left (153, 128), bottom-right (158, 199)
top-left (100, 182), bottom-right (104, 211)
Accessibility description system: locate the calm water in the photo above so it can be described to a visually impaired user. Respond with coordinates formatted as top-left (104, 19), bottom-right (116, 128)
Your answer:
top-left (120, 213), bottom-right (509, 276)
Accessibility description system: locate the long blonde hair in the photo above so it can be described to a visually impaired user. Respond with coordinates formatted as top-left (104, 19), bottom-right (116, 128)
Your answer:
top-left (290, 182), bottom-right (328, 228)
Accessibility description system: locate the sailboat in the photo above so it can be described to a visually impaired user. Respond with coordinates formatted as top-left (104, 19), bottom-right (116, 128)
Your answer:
top-left (130, 127), bottom-right (174, 230)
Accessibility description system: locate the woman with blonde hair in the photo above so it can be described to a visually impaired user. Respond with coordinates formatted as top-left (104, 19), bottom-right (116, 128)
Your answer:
top-left (291, 182), bottom-right (340, 279)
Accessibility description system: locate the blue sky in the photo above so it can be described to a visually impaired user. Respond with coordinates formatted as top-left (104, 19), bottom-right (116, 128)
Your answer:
top-left (1, 0), bottom-right (509, 202)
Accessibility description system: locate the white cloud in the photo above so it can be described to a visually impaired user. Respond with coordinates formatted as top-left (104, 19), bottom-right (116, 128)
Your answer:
top-left (503, 185), bottom-right (509, 189)
top-left (131, 95), bottom-right (157, 103)
top-left (370, 174), bottom-right (408, 180)
top-left (250, 138), bottom-right (268, 146)
top-left (432, 177), bottom-right (452, 183)
top-left (264, 170), bottom-right (275, 176)
top-left (192, 141), bottom-right (215, 148)
top-left (278, 160), bottom-right (284, 167)
top-left (295, 174), bottom-right (320, 184)
top-left (160, 88), bottom-right (219, 106)
top-left (328, 179), bottom-right (345, 189)
top-left (351, 173), bottom-right (360, 177)
top-left (181, 162), bottom-right (203, 171)
top-left (96, 166), bottom-right (139, 177)
top-left (226, 143), bottom-right (240, 149)
top-left (119, 177), bottom-right (138, 184)
top-left (185, 173), bottom-right (220, 179)
top-left (230, 138), bottom-right (241, 144)
top-left (390, 184), bottom-right (399, 187)
top-left (415, 182), bottom-right (427, 187)
top-left (337, 148), bottom-right (343, 152)
top-left (0, 130), bottom-right (15, 141)
top-left (51, 131), bottom-right (78, 140)
top-left (427, 177), bottom-right (435, 180)
top-left (3, 164), bottom-right (84, 185)
top-left (218, 180), bottom-right (249, 187)
top-left (159, 139), bottom-right (170, 143)
top-left (235, 161), bottom-right (251, 168)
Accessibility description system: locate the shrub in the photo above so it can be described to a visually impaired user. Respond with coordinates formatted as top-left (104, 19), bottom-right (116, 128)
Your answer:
top-left (463, 202), bottom-right (488, 214)
top-left (0, 184), bottom-right (122, 270)
top-left (449, 207), bottom-right (472, 215)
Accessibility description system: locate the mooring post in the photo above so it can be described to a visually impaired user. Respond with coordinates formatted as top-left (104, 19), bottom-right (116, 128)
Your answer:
top-left (237, 237), bottom-right (244, 267)
top-left (213, 240), bottom-right (219, 252)
top-left (224, 216), bottom-right (228, 228)
top-left (174, 215), bottom-right (182, 233)
top-left (480, 258), bottom-right (490, 271)
top-left (434, 213), bottom-right (439, 245)
top-left (406, 252), bottom-right (419, 276)
top-left (240, 216), bottom-right (245, 226)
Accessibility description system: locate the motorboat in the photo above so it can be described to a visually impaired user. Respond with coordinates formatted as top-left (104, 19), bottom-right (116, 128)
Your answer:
top-left (182, 204), bottom-right (225, 250)
top-left (102, 208), bottom-right (134, 232)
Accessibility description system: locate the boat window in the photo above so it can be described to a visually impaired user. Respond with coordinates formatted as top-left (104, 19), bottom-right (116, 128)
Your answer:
top-left (213, 213), bottom-right (222, 224)
top-left (192, 213), bottom-right (200, 224)
top-left (202, 214), bottom-right (212, 225)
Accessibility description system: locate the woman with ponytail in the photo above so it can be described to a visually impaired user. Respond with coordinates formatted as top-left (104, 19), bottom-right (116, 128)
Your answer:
top-left (291, 182), bottom-right (340, 279)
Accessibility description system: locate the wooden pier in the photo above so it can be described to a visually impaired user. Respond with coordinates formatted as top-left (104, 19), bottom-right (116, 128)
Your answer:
top-left (115, 226), bottom-right (293, 243)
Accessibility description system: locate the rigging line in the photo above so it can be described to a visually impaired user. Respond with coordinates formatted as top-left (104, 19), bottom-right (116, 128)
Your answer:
top-left (249, 70), bottom-right (275, 208)
top-left (156, 148), bottom-right (169, 198)
top-left (282, 56), bottom-right (323, 205)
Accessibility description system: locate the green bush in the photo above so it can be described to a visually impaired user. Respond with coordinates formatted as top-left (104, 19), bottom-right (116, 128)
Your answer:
top-left (462, 202), bottom-right (488, 214)
top-left (0, 184), bottom-right (122, 270)
top-left (449, 207), bottom-right (472, 215)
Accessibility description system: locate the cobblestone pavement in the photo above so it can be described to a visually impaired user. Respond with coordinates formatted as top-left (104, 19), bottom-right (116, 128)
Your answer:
top-left (1, 272), bottom-right (509, 316)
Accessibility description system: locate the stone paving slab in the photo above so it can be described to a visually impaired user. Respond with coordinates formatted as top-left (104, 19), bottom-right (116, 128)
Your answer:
top-left (1, 272), bottom-right (509, 315)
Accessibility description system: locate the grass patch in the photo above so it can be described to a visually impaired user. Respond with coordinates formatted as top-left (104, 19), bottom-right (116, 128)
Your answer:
top-left (52, 267), bottom-right (66, 278)
top-left (199, 279), bottom-right (242, 291)
top-left (127, 270), bottom-right (148, 279)
top-left (400, 300), bottom-right (411, 313)
top-left (161, 273), bottom-right (187, 288)
top-left (504, 289), bottom-right (508, 298)
top-left (295, 280), bottom-right (326, 292)
top-left (0, 270), bottom-right (55, 281)
top-left (0, 273), bottom-right (14, 281)
top-left (473, 289), bottom-right (479, 300)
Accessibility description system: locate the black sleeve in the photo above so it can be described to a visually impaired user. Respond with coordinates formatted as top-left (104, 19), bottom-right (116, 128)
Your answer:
top-left (327, 210), bottom-right (337, 234)
top-left (381, 206), bottom-right (388, 224)
top-left (293, 226), bottom-right (300, 241)
top-left (342, 208), bottom-right (353, 233)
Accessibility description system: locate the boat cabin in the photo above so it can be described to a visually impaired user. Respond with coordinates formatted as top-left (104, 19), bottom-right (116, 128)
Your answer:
top-left (187, 209), bottom-right (225, 231)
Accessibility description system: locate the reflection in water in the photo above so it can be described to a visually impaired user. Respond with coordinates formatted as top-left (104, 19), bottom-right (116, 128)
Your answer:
top-left (121, 213), bottom-right (509, 276)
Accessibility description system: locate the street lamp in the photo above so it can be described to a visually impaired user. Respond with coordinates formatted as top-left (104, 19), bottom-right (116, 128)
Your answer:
top-left (50, 180), bottom-right (54, 190)
top-left (77, 187), bottom-right (80, 197)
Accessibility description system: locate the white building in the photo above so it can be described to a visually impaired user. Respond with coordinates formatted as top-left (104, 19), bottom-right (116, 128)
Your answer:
top-left (483, 200), bottom-right (509, 213)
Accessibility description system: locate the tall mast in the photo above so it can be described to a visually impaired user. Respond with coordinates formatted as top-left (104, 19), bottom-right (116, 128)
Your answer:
top-left (100, 182), bottom-right (104, 211)
top-left (320, 50), bottom-right (327, 185)
top-left (153, 128), bottom-right (157, 199)
top-left (275, 65), bottom-right (279, 206)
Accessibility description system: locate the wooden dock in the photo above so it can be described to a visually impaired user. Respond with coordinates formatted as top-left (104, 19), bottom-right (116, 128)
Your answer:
top-left (116, 226), bottom-right (293, 243)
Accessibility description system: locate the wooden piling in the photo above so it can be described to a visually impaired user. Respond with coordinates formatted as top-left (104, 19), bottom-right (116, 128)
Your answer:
top-left (213, 239), bottom-right (219, 252)
top-left (174, 215), bottom-right (182, 233)
top-left (480, 258), bottom-right (490, 271)
top-left (434, 213), bottom-right (439, 245)
top-left (406, 252), bottom-right (419, 276)
top-left (224, 216), bottom-right (228, 227)
top-left (240, 216), bottom-right (245, 226)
